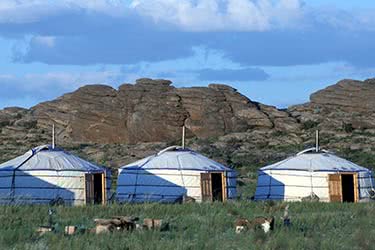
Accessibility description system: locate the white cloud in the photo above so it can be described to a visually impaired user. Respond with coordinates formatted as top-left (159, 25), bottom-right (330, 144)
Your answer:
top-left (0, 1), bottom-right (60, 23)
top-left (33, 36), bottom-right (56, 48)
top-left (0, 0), bottom-right (128, 23)
top-left (130, 0), bottom-right (305, 31)
top-left (0, 0), bottom-right (374, 32)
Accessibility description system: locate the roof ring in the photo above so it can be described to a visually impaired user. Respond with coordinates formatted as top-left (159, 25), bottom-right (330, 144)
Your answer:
top-left (157, 146), bottom-right (188, 156)
top-left (32, 145), bottom-right (60, 154)
top-left (297, 147), bottom-right (331, 156)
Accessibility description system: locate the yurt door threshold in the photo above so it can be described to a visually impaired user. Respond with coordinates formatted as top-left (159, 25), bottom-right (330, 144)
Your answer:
top-left (85, 173), bottom-right (106, 205)
top-left (328, 172), bottom-right (359, 203)
top-left (201, 172), bottom-right (227, 202)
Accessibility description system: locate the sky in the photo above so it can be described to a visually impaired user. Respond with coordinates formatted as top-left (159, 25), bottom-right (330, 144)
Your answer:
top-left (0, 0), bottom-right (374, 109)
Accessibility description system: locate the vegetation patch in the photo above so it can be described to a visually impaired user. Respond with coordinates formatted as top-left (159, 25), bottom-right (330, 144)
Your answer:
top-left (0, 202), bottom-right (374, 250)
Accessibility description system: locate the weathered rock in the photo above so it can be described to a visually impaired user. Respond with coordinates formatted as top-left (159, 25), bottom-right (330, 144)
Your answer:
top-left (310, 78), bottom-right (375, 112)
top-left (289, 78), bottom-right (375, 131)
top-left (1, 77), bottom-right (375, 177)
top-left (30, 78), bottom-right (296, 144)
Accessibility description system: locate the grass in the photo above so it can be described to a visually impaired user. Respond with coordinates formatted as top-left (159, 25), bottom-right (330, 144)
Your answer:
top-left (1, 138), bottom-right (375, 249)
top-left (0, 202), bottom-right (374, 250)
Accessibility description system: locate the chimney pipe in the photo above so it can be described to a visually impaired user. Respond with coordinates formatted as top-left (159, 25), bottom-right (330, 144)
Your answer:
top-left (52, 123), bottom-right (55, 149)
top-left (182, 126), bottom-right (186, 149)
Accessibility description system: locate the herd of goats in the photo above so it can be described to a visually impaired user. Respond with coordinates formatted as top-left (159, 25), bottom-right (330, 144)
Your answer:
top-left (36, 204), bottom-right (291, 236)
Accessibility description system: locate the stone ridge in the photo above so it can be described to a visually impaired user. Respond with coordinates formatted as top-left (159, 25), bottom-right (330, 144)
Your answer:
top-left (29, 78), bottom-right (299, 144)
top-left (289, 78), bottom-right (375, 131)
top-left (2, 77), bottom-right (375, 148)
top-left (310, 79), bottom-right (375, 111)
top-left (2, 77), bottom-right (375, 169)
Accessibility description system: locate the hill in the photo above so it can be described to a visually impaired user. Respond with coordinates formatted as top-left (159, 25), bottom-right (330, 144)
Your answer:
top-left (1, 77), bottom-right (375, 194)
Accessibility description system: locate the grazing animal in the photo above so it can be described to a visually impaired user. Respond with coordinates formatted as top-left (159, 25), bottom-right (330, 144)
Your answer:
top-left (36, 226), bottom-right (53, 236)
top-left (175, 195), bottom-right (196, 204)
top-left (280, 205), bottom-right (291, 227)
top-left (143, 218), bottom-right (169, 231)
top-left (135, 223), bottom-right (143, 231)
top-left (183, 196), bottom-right (196, 204)
top-left (92, 217), bottom-right (139, 234)
top-left (94, 224), bottom-right (115, 234)
top-left (235, 217), bottom-right (274, 234)
top-left (250, 217), bottom-right (275, 233)
top-left (301, 192), bottom-right (320, 202)
top-left (235, 219), bottom-right (250, 234)
top-left (111, 216), bottom-right (139, 231)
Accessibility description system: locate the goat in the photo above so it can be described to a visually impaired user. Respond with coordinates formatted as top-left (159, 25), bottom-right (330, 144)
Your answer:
top-left (234, 218), bottom-right (250, 234)
top-left (235, 216), bottom-right (274, 234)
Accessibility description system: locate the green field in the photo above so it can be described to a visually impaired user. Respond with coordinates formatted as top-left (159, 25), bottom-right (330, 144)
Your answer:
top-left (1, 201), bottom-right (374, 250)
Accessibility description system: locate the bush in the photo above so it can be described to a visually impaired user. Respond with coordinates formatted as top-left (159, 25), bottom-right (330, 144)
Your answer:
top-left (342, 123), bottom-right (354, 133)
top-left (302, 120), bottom-right (319, 130)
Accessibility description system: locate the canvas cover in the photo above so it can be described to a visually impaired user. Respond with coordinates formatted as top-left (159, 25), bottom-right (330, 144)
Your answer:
top-left (0, 145), bottom-right (104, 172)
top-left (0, 145), bottom-right (109, 205)
top-left (122, 146), bottom-right (233, 171)
top-left (261, 148), bottom-right (369, 172)
top-left (255, 148), bottom-right (374, 201)
top-left (117, 146), bottom-right (237, 203)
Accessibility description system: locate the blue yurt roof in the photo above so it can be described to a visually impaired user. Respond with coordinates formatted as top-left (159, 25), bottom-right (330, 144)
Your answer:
top-left (0, 145), bottom-right (104, 172)
top-left (121, 146), bottom-right (233, 172)
top-left (261, 148), bottom-right (370, 172)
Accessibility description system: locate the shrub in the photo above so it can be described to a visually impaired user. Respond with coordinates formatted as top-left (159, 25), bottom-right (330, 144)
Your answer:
top-left (302, 120), bottom-right (319, 130)
top-left (342, 123), bottom-right (354, 133)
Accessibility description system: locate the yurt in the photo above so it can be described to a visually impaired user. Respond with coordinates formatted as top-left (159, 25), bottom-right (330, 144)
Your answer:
top-left (0, 145), bottom-right (111, 205)
top-left (254, 148), bottom-right (375, 202)
top-left (117, 146), bottom-right (237, 203)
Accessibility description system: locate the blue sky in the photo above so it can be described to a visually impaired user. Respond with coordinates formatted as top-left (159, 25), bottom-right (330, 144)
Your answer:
top-left (0, 0), bottom-right (374, 109)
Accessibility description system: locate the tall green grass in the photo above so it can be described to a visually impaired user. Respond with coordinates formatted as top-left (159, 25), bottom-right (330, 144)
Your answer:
top-left (0, 202), bottom-right (374, 250)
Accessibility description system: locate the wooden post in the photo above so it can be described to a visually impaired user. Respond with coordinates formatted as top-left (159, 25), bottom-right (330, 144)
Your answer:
top-left (102, 173), bottom-right (106, 205)
top-left (83, 174), bottom-right (87, 205)
top-left (221, 172), bottom-right (227, 202)
top-left (353, 173), bottom-right (359, 203)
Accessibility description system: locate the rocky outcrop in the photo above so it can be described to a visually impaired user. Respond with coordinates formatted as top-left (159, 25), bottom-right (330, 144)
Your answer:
top-left (2, 77), bottom-right (375, 173)
top-left (310, 78), bottom-right (375, 112)
top-left (289, 78), bottom-right (375, 131)
top-left (31, 78), bottom-right (299, 144)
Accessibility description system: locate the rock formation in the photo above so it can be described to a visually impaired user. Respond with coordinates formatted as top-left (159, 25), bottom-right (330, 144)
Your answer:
top-left (289, 78), bottom-right (375, 131)
top-left (1, 77), bottom-right (375, 172)
top-left (31, 78), bottom-right (300, 144)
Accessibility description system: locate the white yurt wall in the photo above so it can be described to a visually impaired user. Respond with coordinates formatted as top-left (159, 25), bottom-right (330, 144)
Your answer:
top-left (117, 146), bottom-right (237, 203)
top-left (0, 145), bottom-right (111, 205)
top-left (254, 148), bottom-right (375, 202)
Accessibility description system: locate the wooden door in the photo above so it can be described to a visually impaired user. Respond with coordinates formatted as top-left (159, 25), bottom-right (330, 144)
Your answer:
top-left (328, 174), bottom-right (342, 202)
top-left (201, 173), bottom-right (212, 202)
top-left (85, 174), bottom-right (95, 204)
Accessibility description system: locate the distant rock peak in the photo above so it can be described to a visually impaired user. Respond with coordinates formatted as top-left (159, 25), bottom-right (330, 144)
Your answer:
top-left (135, 78), bottom-right (173, 86)
top-left (3, 77), bottom-right (374, 146)
top-left (23, 78), bottom-right (299, 144)
top-left (208, 84), bottom-right (237, 92)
